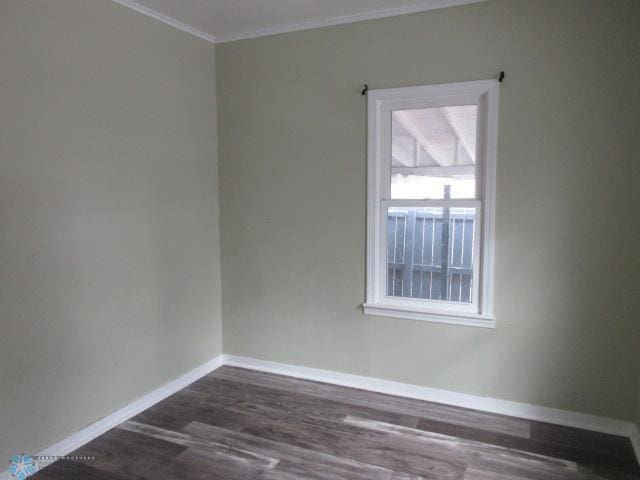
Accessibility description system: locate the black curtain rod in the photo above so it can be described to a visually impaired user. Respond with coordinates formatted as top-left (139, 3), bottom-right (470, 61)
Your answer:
top-left (361, 72), bottom-right (505, 96)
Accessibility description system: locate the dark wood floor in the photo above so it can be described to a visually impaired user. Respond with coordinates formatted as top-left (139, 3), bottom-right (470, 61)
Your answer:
top-left (32, 366), bottom-right (640, 480)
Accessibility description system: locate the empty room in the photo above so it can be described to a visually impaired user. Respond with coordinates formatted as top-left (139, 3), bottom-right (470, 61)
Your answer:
top-left (1, 0), bottom-right (639, 478)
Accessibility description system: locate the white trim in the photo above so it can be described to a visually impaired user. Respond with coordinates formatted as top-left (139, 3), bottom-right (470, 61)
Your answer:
top-left (223, 355), bottom-right (637, 439)
top-left (214, 0), bottom-right (488, 43)
top-left (109, 0), bottom-right (489, 45)
top-left (3, 354), bottom-right (637, 480)
top-left (479, 81), bottom-right (499, 316)
top-left (365, 79), bottom-right (499, 326)
top-left (109, 0), bottom-right (216, 43)
top-left (363, 303), bottom-right (495, 328)
top-left (0, 355), bottom-right (224, 480)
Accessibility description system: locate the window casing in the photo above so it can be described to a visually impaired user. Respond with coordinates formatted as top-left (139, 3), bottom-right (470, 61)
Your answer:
top-left (363, 80), bottom-right (499, 328)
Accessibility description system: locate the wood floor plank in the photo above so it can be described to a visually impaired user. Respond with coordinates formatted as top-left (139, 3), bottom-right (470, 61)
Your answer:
top-left (214, 368), bottom-right (639, 474)
top-left (33, 429), bottom-right (187, 480)
top-left (130, 381), bottom-right (245, 431)
top-left (341, 416), bottom-right (609, 480)
top-left (182, 420), bottom-right (395, 480)
top-left (117, 420), bottom-right (280, 469)
top-left (463, 466), bottom-right (535, 480)
top-left (31, 460), bottom-right (147, 480)
top-left (211, 366), bottom-right (335, 398)
top-left (172, 447), bottom-right (270, 480)
top-left (390, 474), bottom-right (430, 480)
top-left (415, 418), bottom-right (640, 476)
top-left (188, 405), bottom-right (466, 479)
top-left (216, 366), bottom-right (530, 438)
top-left (326, 385), bottom-right (531, 439)
top-left (530, 421), bottom-right (638, 460)
top-left (184, 376), bottom-right (248, 399)
top-left (576, 465), bottom-right (640, 480)
top-left (30, 367), bottom-right (640, 480)
top-left (218, 377), bottom-right (422, 428)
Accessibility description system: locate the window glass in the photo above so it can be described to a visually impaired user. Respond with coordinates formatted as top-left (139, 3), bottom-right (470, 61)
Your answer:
top-left (391, 105), bottom-right (477, 199)
top-left (387, 206), bottom-right (476, 303)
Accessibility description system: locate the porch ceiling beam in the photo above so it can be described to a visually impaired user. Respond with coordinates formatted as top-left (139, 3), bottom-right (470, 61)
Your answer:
top-left (391, 165), bottom-right (475, 177)
top-left (392, 152), bottom-right (412, 167)
top-left (393, 111), bottom-right (451, 166)
top-left (440, 107), bottom-right (475, 163)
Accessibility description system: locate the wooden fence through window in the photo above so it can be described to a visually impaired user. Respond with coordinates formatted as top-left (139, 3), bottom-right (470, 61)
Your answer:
top-left (387, 209), bottom-right (475, 303)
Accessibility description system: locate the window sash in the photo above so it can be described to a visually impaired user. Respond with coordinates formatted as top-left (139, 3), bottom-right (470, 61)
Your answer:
top-left (380, 97), bottom-right (486, 203)
top-left (379, 200), bottom-right (481, 314)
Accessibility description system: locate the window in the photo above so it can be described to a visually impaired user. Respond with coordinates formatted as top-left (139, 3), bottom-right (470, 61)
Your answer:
top-left (363, 80), bottom-right (499, 328)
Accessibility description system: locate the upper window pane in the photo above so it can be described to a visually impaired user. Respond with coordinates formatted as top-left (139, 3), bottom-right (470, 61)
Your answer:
top-left (391, 105), bottom-right (477, 199)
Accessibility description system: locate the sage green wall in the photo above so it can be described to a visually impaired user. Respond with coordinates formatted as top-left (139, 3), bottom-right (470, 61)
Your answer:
top-left (217, 0), bottom-right (640, 421)
top-left (637, 382), bottom-right (640, 431)
top-left (0, 0), bottom-right (221, 462)
top-left (636, 367), bottom-right (640, 429)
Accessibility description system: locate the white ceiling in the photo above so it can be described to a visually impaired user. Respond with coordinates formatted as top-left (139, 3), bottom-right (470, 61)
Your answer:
top-left (112, 0), bottom-right (488, 43)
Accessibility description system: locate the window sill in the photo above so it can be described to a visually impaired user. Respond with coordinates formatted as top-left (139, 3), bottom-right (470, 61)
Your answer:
top-left (362, 303), bottom-right (496, 329)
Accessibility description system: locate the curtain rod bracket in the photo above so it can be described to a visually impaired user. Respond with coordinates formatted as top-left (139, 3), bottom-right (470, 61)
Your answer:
top-left (362, 75), bottom-right (503, 94)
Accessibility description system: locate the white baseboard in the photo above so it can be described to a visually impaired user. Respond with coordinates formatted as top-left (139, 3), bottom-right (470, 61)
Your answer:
top-left (0, 355), bottom-right (224, 480)
top-left (3, 353), bottom-right (638, 480)
top-left (223, 354), bottom-right (637, 439)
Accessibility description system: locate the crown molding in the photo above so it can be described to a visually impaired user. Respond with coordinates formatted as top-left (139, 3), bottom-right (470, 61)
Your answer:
top-left (214, 0), bottom-right (488, 43)
top-left (110, 0), bottom-right (489, 45)
top-left (110, 0), bottom-right (216, 43)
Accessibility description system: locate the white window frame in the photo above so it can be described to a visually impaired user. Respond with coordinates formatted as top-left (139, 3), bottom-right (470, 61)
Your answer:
top-left (363, 79), bottom-right (499, 328)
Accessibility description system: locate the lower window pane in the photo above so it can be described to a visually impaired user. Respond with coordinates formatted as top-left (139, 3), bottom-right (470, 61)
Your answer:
top-left (387, 206), bottom-right (476, 303)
